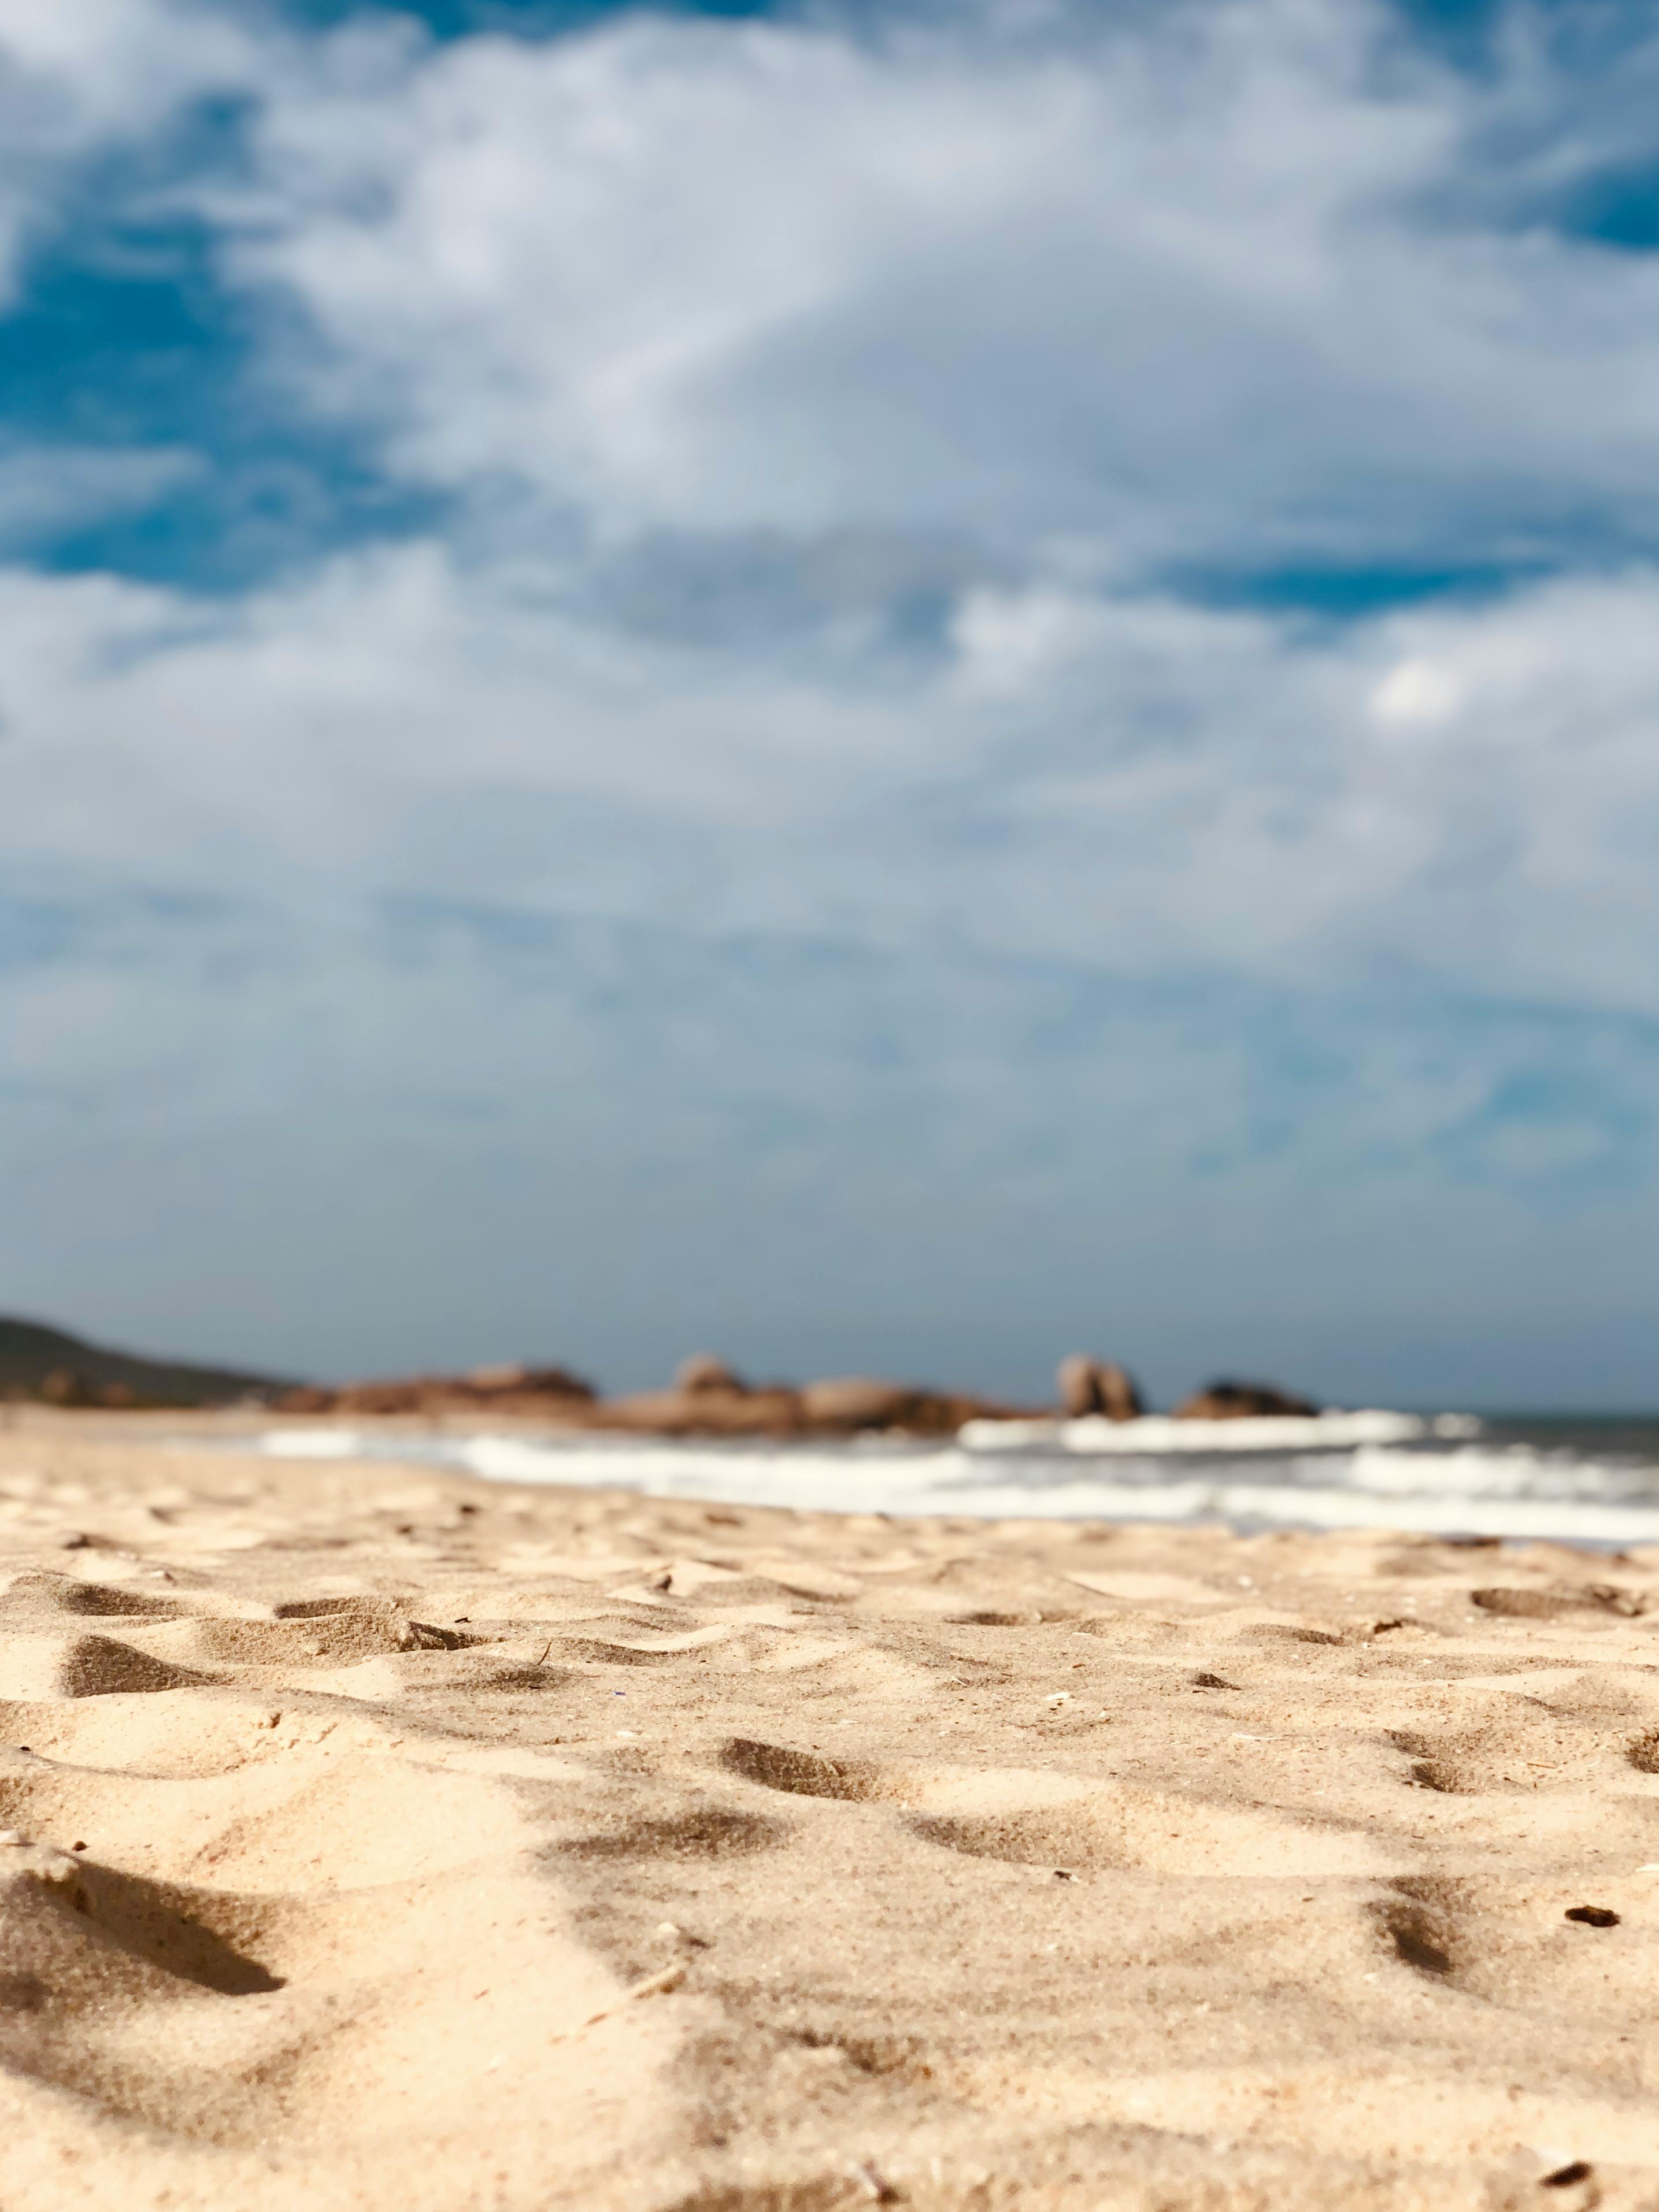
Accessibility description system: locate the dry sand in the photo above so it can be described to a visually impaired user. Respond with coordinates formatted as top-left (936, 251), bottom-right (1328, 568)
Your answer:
top-left (1, 1416), bottom-right (1657, 2210)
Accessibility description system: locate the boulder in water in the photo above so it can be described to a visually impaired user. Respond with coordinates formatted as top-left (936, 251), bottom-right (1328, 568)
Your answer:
top-left (1173, 1379), bottom-right (1319, 1420)
top-left (1056, 1356), bottom-right (1144, 1421)
top-left (674, 1354), bottom-right (749, 1397)
top-left (797, 1377), bottom-right (1017, 1436)
top-left (798, 1377), bottom-right (923, 1431)
top-left (280, 1361), bottom-right (596, 1416)
top-left (465, 1362), bottom-right (595, 1400)
top-left (595, 1386), bottom-right (801, 1436)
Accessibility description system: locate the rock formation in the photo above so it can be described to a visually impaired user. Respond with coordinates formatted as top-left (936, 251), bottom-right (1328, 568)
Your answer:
top-left (1173, 1378), bottom-right (1319, 1419)
top-left (276, 1364), bottom-right (596, 1418)
top-left (796, 1376), bottom-right (999, 1436)
top-left (591, 1382), bottom-right (800, 1436)
top-left (1056, 1355), bottom-right (1145, 1422)
top-left (277, 1354), bottom-right (1021, 1437)
top-left (588, 1368), bottom-right (1023, 1438)
top-left (591, 1353), bottom-right (789, 1435)
top-left (674, 1354), bottom-right (749, 1396)
top-left (12, 1312), bottom-right (1332, 1441)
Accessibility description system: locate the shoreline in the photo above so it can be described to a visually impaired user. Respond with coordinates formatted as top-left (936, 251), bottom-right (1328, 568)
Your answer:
top-left (13, 1405), bottom-right (1659, 1553)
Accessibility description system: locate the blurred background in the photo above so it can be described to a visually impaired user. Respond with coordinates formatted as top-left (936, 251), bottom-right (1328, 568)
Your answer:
top-left (2, 0), bottom-right (1656, 1407)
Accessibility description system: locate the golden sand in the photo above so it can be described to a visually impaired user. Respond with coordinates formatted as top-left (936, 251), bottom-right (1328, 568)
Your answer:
top-left (0, 1417), bottom-right (1655, 2209)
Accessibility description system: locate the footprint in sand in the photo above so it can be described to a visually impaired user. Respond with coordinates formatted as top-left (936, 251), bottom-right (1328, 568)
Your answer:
top-left (0, 1574), bottom-right (186, 1622)
top-left (720, 1738), bottom-right (1394, 1878)
top-left (269, 1595), bottom-right (405, 1620)
top-left (0, 1633), bottom-right (214, 1700)
top-left (0, 1833), bottom-right (282, 1994)
top-left (909, 1777), bottom-right (1395, 1880)
top-left (1471, 1583), bottom-right (1647, 1621)
top-left (719, 1738), bottom-right (900, 1803)
top-left (562, 1806), bottom-right (785, 1861)
top-left (0, 1747), bottom-right (675, 2171)
top-left (1375, 1875), bottom-right (1657, 2020)
top-left (1, 1731), bottom-right (534, 1896)
top-left (1393, 1703), bottom-right (1637, 1795)
top-left (0, 1831), bottom-right (283, 2121)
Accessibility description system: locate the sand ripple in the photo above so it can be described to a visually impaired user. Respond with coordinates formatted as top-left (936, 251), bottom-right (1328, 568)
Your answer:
top-left (0, 1423), bottom-right (1657, 2207)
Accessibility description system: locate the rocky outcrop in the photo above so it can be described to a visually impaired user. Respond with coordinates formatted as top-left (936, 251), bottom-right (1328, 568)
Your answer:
top-left (465, 1362), bottom-right (592, 1396)
top-left (798, 1377), bottom-right (924, 1431)
top-left (592, 1355), bottom-right (791, 1435)
top-left (797, 1377), bottom-right (995, 1436)
top-left (1173, 1379), bottom-right (1319, 1420)
top-left (6, 1314), bottom-right (1338, 1435)
top-left (1056, 1355), bottom-right (1145, 1422)
top-left (588, 1385), bottom-right (802, 1436)
top-left (282, 1354), bottom-right (1021, 1437)
top-left (589, 1368), bottom-right (1023, 1438)
top-left (275, 1363), bottom-right (595, 1418)
top-left (674, 1353), bottom-right (748, 1396)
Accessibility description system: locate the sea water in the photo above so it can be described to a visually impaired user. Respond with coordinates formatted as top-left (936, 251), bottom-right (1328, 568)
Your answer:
top-left (257, 1408), bottom-right (1659, 1548)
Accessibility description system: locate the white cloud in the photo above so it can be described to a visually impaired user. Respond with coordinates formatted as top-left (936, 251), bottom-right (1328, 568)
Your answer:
top-left (0, 0), bottom-right (257, 295)
top-left (1371, 657), bottom-right (1463, 728)
top-left (4, 546), bottom-right (1659, 1021)
top-left (0, 442), bottom-right (201, 544)
top-left (211, 0), bottom-right (1659, 575)
top-left (3, 0), bottom-right (1659, 1387)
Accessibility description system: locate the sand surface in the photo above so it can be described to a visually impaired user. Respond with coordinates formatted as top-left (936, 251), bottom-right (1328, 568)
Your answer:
top-left (1, 1418), bottom-right (1658, 2210)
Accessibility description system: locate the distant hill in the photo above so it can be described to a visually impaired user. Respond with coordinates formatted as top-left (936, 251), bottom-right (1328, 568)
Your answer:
top-left (0, 1317), bottom-right (290, 1408)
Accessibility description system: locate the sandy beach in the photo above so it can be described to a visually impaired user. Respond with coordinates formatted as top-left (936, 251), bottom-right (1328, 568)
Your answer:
top-left (1, 1417), bottom-right (1657, 2210)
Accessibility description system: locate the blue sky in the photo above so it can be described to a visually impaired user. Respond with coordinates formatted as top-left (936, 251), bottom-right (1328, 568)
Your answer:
top-left (2, 0), bottom-right (1657, 1404)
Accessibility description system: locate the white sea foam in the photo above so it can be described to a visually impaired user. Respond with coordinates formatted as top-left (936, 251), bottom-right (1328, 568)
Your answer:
top-left (959, 1409), bottom-right (1431, 1453)
top-left (261, 1428), bottom-right (367, 1458)
top-left (248, 1420), bottom-right (1659, 1546)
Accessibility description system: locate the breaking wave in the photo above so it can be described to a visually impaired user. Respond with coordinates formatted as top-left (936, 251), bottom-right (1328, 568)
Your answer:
top-left (256, 1407), bottom-right (1659, 1547)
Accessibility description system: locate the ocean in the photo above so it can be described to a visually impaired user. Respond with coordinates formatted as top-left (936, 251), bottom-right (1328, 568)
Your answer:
top-left (258, 1407), bottom-right (1659, 1549)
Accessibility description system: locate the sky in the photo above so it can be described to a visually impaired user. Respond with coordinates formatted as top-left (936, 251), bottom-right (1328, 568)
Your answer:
top-left (2, 0), bottom-right (1658, 1407)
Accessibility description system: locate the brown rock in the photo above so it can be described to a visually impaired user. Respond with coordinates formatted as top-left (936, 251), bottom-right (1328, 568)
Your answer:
top-left (464, 1363), bottom-right (594, 1402)
top-left (798, 1377), bottom-right (925, 1432)
top-left (673, 1354), bottom-right (748, 1397)
top-left (38, 1369), bottom-right (91, 1407)
top-left (795, 1377), bottom-right (1014, 1436)
top-left (466, 1362), bottom-right (533, 1393)
top-left (592, 1388), bottom-right (802, 1437)
top-left (331, 1380), bottom-right (428, 1415)
top-left (273, 1361), bottom-right (1028, 1439)
top-left (273, 1386), bottom-right (335, 1414)
top-left (276, 1361), bottom-right (596, 1418)
top-left (1056, 1356), bottom-right (1145, 1421)
top-left (1056, 1356), bottom-right (1095, 1417)
top-left (1173, 1379), bottom-right (1319, 1420)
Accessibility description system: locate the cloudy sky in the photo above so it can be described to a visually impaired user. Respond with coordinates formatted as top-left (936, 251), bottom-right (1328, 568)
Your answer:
top-left (2, 0), bottom-right (1657, 1405)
